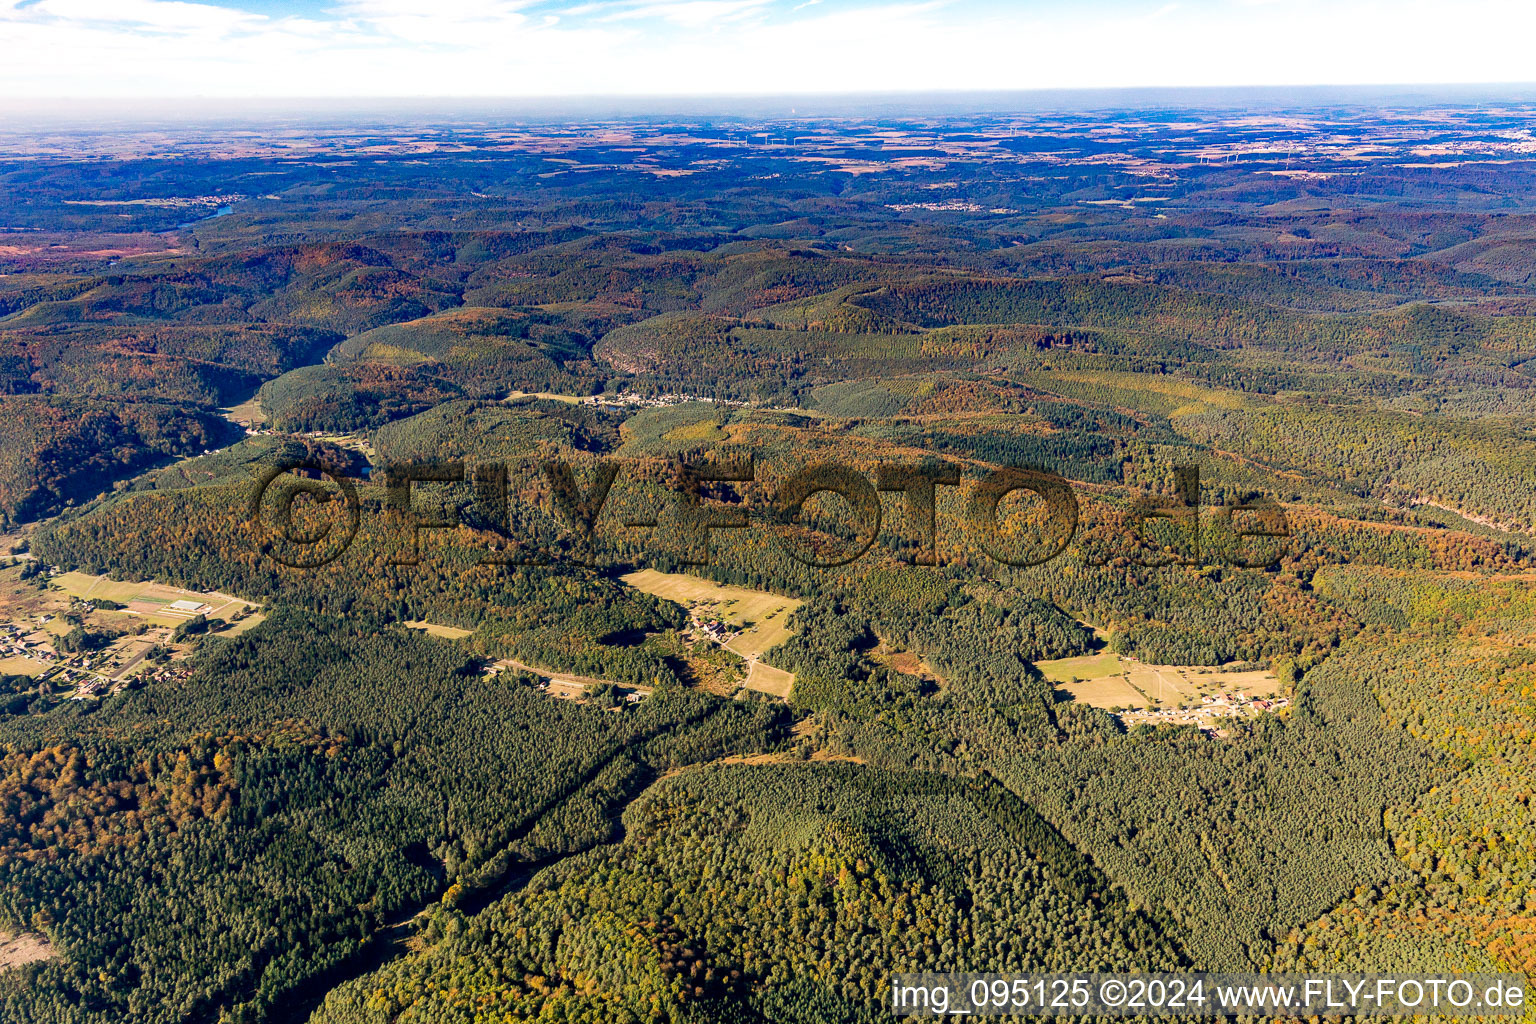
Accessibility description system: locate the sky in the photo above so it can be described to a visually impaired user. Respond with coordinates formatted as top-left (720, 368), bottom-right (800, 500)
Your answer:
top-left (1, 0), bottom-right (1535, 99)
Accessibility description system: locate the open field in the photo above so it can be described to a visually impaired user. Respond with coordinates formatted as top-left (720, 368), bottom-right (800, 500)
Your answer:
top-left (870, 643), bottom-right (948, 691)
top-left (622, 569), bottom-right (803, 697)
top-left (299, 431), bottom-right (376, 460)
top-left (0, 930), bottom-right (55, 971)
top-left (1037, 648), bottom-right (1284, 729)
top-left (621, 569), bottom-right (801, 659)
top-left (53, 571), bottom-right (253, 627)
top-left (402, 625), bottom-right (653, 705)
top-left (53, 573), bottom-right (144, 605)
top-left (505, 390), bottom-right (584, 404)
top-left (222, 395), bottom-right (266, 430)
top-left (0, 656), bottom-right (44, 678)
top-left (1127, 664), bottom-right (1279, 705)
top-left (219, 614), bottom-right (268, 637)
top-left (620, 568), bottom-right (804, 696)
top-left (1036, 652), bottom-right (1150, 706)
top-left (742, 661), bottom-right (796, 698)
top-left (0, 565), bottom-right (261, 695)
top-left (1035, 651), bottom-right (1124, 684)
top-left (404, 620), bottom-right (472, 639)
top-left (485, 656), bottom-right (651, 705)
top-left (1058, 673), bottom-right (1149, 709)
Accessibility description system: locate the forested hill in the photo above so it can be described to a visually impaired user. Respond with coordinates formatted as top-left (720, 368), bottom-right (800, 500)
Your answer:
top-left (3, 103), bottom-right (1536, 1022)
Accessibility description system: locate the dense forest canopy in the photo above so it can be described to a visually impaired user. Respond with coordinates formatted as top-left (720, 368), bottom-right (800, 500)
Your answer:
top-left (1, 100), bottom-right (1536, 1022)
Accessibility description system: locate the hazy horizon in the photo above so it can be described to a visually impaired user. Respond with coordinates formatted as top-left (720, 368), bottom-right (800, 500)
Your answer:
top-left (3, 0), bottom-right (1535, 99)
top-left (3, 82), bottom-right (1535, 127)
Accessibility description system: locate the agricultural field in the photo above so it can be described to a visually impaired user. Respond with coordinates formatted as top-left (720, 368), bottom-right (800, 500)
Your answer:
top-left (622, 568), bottom-right (802, 696)
top-left (1035, 651), bottom-right (1147, 707)
top-left (1038, 648), bottom-right (1284, 728)
top-left (52, 570), bottom-right (256, 628)
top-left (0, 563), bottom-right (262, 702)
top-left (739, 660), bottom-right (796, 698)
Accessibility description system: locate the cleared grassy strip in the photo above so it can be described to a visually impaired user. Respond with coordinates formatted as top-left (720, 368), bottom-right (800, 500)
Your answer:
top-left (403, 620), bottom-right (473, 640)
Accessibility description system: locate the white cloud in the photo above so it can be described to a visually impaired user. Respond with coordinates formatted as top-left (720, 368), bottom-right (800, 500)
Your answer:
top-left (558, 1), bottom-right (621, 16)
top-left (335, 0), bottom-right (533, 12)
top-left (329, 0), bottom-right (537, 43)
top-left (23, 0), bottom-right (265, 33)
top-left (0, 0), bottom-right (1534, 97)
top-left (603, 0), bottom-right (771, 28)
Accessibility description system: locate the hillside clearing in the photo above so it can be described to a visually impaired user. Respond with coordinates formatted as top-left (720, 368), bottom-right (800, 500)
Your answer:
top-left (622, 569), bottom-right (802, 696)
top-left (1037, 650), bottom-right (1285, 729)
